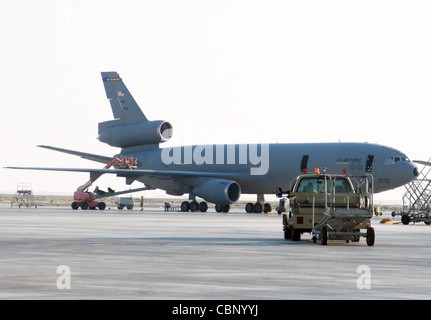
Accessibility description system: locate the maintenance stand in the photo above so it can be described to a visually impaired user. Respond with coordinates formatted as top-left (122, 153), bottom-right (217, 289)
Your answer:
top-left (398, 158), bottom-right (431, 225)
top-left (10, 183), bottom-right (37, 208)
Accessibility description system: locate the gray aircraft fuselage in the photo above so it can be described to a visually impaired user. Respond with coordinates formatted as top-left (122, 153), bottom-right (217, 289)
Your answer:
top-left (119, 142), bottom-right (418, 196)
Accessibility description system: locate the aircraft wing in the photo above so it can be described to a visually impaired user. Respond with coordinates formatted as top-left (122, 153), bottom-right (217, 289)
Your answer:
top-left (4, 166), bottom-right (249, 180)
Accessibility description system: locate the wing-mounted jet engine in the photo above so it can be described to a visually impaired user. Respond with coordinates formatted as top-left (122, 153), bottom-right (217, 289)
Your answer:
top-left (98, 72), bottom-right (173, 150)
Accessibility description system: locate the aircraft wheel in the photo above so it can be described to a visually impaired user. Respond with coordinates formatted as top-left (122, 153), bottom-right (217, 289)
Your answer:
top-left (253, 202), bottom-right (263, 213)
top-left (215, 204), bottom-right (230, 213)
top-left (98, 202), bottom-right (106, 210)
top-left (263, 203), bottom-right (272, 213)
top-left (199, 202), bottom-right (208, 212)
top-left (71, 201), bottom-right (79, 210)
top-left (180, 201), bottom-right (190, 212)
top-left (245, 203), bottom-right (254, 213)
top-left (80, 202), bottom-right (89, 210)
top-left (189, 201), bottom-right (199, 212)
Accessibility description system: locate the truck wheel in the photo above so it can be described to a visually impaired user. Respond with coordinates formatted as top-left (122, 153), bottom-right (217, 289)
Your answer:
top-left (98, 202), bottom-right (106, 210)
top-left (71, 201), bottom-right (79, 210)
top-left (366, 227), bottom-right (375, 246)
top-left (292, 228), bottom-right (301, 241)
top-left (80, 202), bottom-right (89, 210)
top-left (321, 227), bottom-right (328, 245)
top-left (284, 225), bottom-right (292, 240)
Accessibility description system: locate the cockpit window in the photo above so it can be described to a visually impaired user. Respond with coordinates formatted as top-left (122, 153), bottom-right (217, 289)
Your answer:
top-left (385, 156), bottom-right (410, 164)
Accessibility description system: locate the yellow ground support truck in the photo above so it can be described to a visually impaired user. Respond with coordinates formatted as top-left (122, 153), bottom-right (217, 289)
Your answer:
top-left (280, 171), bottom-right (375, 246)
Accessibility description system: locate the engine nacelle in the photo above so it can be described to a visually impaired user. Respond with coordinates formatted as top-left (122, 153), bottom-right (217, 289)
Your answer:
top-left (98, 120), bottom-right (173, 148)
top-left (193, 179), bottom-right (241, 205)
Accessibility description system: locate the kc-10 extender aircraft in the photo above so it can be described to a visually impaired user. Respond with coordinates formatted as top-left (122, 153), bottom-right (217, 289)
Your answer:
top-left (7, 72), bottom-right (419, 213)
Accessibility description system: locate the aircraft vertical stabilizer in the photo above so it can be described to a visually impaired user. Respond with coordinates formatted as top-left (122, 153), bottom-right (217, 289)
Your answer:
top-left (98, 72), bottom-right (173, 150)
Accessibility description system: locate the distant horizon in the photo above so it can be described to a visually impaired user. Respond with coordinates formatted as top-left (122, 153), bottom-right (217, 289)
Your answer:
top-left (0, 189), bottom-right (405, 207)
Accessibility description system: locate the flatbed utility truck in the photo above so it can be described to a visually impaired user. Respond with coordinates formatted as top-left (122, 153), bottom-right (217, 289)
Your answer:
top-left (278, 170), bottom-right (375, 246)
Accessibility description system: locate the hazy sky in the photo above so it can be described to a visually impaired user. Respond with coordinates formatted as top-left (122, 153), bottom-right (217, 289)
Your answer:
top-left (1, 1), bottom-right (430, 203)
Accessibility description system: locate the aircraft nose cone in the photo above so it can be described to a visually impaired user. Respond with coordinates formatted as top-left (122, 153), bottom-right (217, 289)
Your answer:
top-left (414, 167), bottom-right (419, 177)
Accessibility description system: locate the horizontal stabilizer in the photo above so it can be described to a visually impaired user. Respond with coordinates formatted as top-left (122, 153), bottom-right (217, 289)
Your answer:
top-left (38, 145), bottom-right (113, 164)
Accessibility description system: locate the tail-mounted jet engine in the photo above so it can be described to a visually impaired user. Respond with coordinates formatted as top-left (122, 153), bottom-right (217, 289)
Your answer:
top-left (98, 120), bottom-right (173, 149)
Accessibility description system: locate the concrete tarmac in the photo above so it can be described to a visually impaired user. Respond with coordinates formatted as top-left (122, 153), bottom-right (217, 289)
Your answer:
top-left (1, 207), bottom-right (431, 299)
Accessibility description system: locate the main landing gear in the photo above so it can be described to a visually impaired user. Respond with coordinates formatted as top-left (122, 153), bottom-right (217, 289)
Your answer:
top-left (245, 194), bottom-right (272, 213)
top-left (180, 200), bottom-right (209, 212)
top-left (245, 202), bottom-right (272, 213)
top-left (180, 201), bottom-right (230, 213)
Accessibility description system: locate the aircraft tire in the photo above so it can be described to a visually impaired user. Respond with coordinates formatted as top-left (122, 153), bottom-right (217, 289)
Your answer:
top-left (199, 202), bottom-right (208, 212)
top-left (253, 202), bottom-right (263, 213)
top-left (215, 204), bottom-right (230, 213)
top-left (180, 201), bottom-right (190, 212)
top-left (245, 203), bottom-right (254, 213)
top-left (263, 203), bottom-right (272, 213)
top-left (190, 201), bottom-right (199, 212)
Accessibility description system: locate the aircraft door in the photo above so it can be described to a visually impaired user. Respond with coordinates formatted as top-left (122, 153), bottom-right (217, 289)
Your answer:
top-left (366, 154), bottom-right (374, 173)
